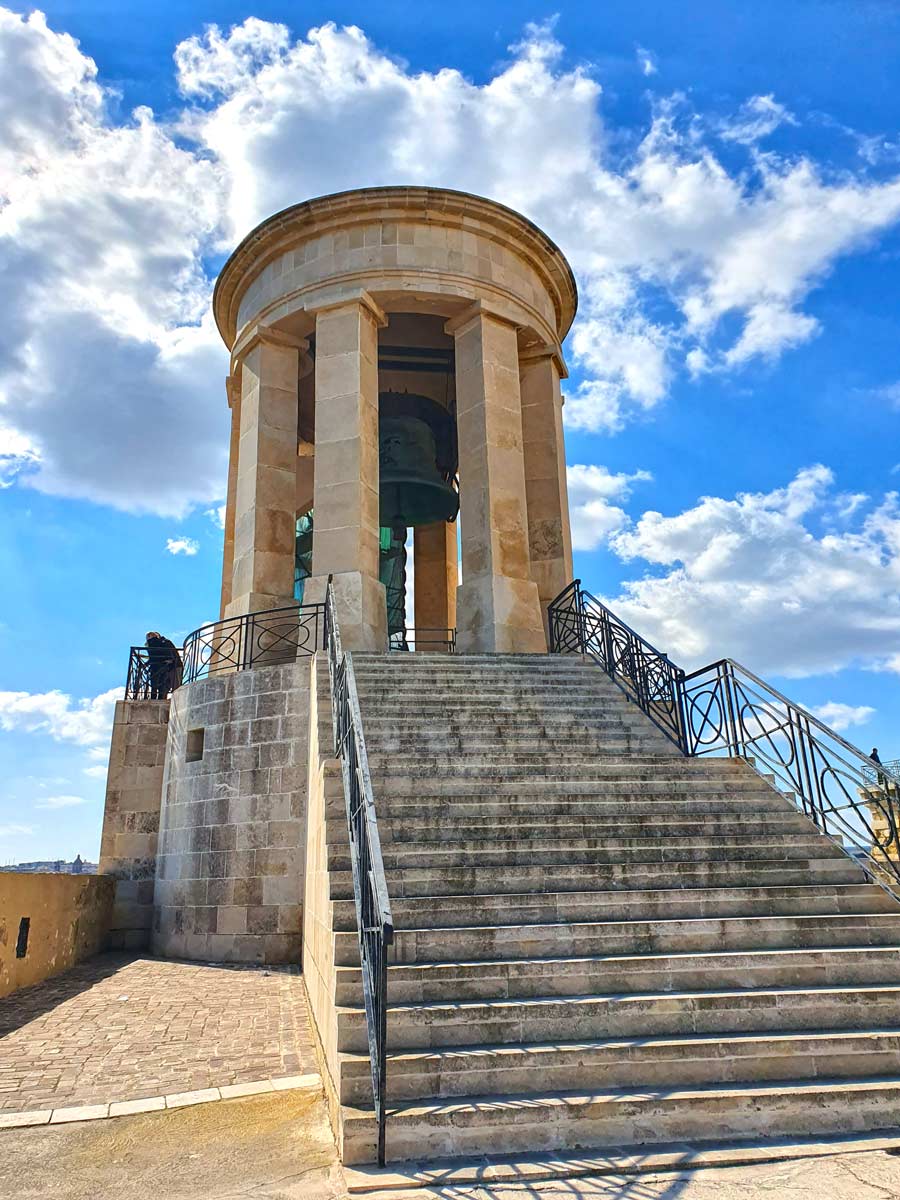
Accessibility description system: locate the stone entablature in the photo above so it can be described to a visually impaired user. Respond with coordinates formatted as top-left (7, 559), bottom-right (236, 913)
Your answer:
top-left (214, 187), bottom-right (577, 356)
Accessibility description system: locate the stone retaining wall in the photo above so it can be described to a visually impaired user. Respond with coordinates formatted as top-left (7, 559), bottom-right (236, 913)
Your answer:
top-left (0, 872), bottom-right (114, 998)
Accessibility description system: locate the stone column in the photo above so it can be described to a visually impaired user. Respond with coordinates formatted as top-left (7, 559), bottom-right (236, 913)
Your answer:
top-left (226, 331), bottom-right (301, 618)
top-left (448, 303), bottom-right (547, 654)
top-left (219, 375), bottom-right (241, 619)
top-left (519, 345), bottom-right (574, 630)
top-left (309, 292), bottom-right (387, 650)
top-left (414, 520), bottom-right (457, 649)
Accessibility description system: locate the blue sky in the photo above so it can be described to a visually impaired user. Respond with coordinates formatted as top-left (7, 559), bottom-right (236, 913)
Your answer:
top-left (2, 2), bottom-right (900, 862)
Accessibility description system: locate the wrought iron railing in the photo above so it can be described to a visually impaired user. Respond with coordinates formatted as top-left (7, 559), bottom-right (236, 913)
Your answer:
top-left (548, 579), bottom-right (900, 886)
top-left (125, 646), bottom-right (183, 700)
top-left (181, 603), bottom-right (326, 684)
top-left (389, 627), bottom-right (457, 653)
top-left (863, 759), bottom-right (900, 785)
top-left (123, 604), bottom-right (326, 698)
top-left (548, 580), bottom-right (686, 750)
top-left (324, 578), bottom-right (394, 1165)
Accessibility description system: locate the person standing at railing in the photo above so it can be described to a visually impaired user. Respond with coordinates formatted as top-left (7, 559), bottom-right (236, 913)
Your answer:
top-left (145, 631), bottom-right (182, 699)
top-left (872, 747), bottom-right (887, 788)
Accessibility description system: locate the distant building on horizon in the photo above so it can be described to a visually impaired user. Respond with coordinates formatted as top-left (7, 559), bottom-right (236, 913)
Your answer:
top-left (3, 855), bottom-right (97, 875)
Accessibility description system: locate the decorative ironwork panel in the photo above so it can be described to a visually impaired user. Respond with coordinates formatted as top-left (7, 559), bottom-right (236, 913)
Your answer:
top-left (547, 578), bottom-right (900, 888)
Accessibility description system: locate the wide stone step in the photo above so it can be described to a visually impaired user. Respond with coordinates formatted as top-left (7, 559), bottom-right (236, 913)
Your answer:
top-left (364, 713), bottom-right (650, 729)
top-left (333, 913), bottom-right (900, 967)
top-left (330, 883), bottom-right (897, 932)
top-left (370, 812), bottom-right (813, 847)
top-left (368, 763), bottom-right (760, 791)
top-left (328, 835), bottom-right (844, 873)
top-left (340, 1028), bottom-right (900, 1104)
top-left (335, 979), bottom-right (900, 1045)
top-left (340, 1074), bottom-right (900, 1164)
top-left (366, 747), bottom-right (674, 769)
top-left (329, 856), bottom-right (865, 900)
top-left (367, 738), bottom-right (669, 757)
top-left (372, 789), bottom-right (790, 813)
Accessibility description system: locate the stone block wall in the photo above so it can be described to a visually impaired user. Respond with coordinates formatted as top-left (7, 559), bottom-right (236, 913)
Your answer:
top-left (98, 699), bottom-right (168, 949)
top-left (153, 659), bottom-right (312, 964)
top-left (0, 872), bottom-right (114, 998)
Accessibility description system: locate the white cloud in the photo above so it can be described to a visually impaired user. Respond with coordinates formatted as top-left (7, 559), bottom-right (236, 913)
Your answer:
top-left (567, 464), bottom-right (653, 550)
top-left (720, 95), bottom-right (797, 145)
top-left (0, 426), bottom-right (39, 487)
top-left (0, 687), bottom-right (121, 746)
top-left (811, 702), bottom-right (875, 732)
top-left (636, 46), bottom-right (657, 77)
top-left (36, 794), bottom-right (90, 809)
top-left (1, 8), bottom-right (900, 517)
top-left (82, 764), bottom-right (108, 779)
top-left (0, 824), bottom-right (35, 840)
top-left (205, 504), bottom-right (226, 530)
top-left (166, 536), bottom-right (199, 556)
top-left (604, 465), bottom-right (900, 676)
top-left (873, 381), bottom-right (900, 408)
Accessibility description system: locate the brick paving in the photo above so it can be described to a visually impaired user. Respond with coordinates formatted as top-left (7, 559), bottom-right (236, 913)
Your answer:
top-left (0, 953), bottom-right (317, 1113)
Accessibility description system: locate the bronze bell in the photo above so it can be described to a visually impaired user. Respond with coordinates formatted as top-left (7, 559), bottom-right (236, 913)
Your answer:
top-left (378, 400), bottom-right (458, 528)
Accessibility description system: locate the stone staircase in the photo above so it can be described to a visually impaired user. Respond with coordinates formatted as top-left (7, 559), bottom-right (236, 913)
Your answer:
top-left (324, 653), bottom-right (900, 1165)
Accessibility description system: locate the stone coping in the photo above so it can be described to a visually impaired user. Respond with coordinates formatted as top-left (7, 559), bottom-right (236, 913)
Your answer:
top-left (0, 1072), bottom-right (321, 1130)
top-left (213, 185), bottom-right (578, 347)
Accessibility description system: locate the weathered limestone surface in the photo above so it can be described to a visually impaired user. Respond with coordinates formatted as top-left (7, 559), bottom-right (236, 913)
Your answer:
top-left (213, 188), bottom-right (578, 649)
top-left (99, 699), bottom-right (168, 949)
top-left (153, 661), bottom-right (312, 964)
top-left (0, 873), bottom-right (113, 998)
top-left (451, 307), bottom-right (546, 654)
top-left (310, 295), bottom-right (387, 650)
top-left (219, 381), bottom-right (241, 618)
top-left (302, 658), bottom-right (351, 1152)
top-left (520, 346), bottom-right (573, 626)
top-left (226, 335), bottom-right (299, 618)
top-left (413, 521), bottom-right (457, 646)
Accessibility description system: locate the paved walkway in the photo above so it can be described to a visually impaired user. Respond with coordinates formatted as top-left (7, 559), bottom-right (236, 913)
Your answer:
top-left (0, 953), bottom-right (317, 1113)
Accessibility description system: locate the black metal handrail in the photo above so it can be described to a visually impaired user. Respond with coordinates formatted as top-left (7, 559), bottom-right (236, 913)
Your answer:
top-left (389, 627), bottom-right (457, 653)
top-left (548, 579), bottom-right (900, 886)
top-left (123, 603), bottom-right (326, 698)
top-left (324, 578), bottom-right (394, 1165)
top-left (863, 758), bottom-right (900, 785)
top-left (548, 579), bottom-right (687, 751)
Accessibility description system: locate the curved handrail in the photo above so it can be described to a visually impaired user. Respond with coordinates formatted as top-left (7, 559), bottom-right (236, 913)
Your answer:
top-left (324, 579), bottom-right (394, 1166)
top-left (548, 579), bottom-right (900, 888)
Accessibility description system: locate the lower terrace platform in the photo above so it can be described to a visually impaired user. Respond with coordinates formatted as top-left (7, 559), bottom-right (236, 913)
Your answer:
top-left (0, 952), bottom-right (316, 1116)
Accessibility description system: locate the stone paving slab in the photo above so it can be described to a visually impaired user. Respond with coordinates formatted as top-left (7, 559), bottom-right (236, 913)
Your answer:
top-left (0, 952), bottom-right (316, 1112)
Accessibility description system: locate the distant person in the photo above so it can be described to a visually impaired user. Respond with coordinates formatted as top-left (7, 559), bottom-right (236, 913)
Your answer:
top-left (145, 631), bottom-right (182, 699)
top-left (871, 747), bottom-right (887, 788)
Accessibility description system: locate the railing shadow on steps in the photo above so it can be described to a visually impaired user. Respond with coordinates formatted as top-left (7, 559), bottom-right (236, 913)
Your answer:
top-left (548, 579), bottom-right (900, 889)
top-left (324, 578), bottom-right (394, 1166)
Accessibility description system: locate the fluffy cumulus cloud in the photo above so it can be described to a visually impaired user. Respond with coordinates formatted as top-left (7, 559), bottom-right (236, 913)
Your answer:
top-left (567, 464), bottom-right (653, 550)
top-left (602, 465), bottom-right (900, 676)
top-left (811, 702), bottom-right (876, 732)
top-left (0, 8), bottom-right (228, 517)
top-left (0, 686), bottom-right (122, 746)
top-left (166, 536), bottom-right (199, 556)
top-left (3, 10), bottom-right (900, 510)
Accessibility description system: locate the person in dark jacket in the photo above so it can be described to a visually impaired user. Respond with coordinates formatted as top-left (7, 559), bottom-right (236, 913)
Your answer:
top-left (145, 631), bottom-right (182, 699)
